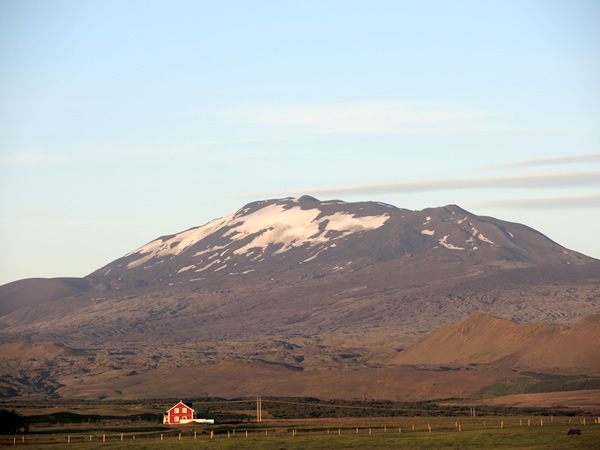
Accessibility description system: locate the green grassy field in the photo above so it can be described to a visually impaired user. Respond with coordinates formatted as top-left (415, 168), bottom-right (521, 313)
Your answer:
top-left (2, 416), bottom-right (599, 449)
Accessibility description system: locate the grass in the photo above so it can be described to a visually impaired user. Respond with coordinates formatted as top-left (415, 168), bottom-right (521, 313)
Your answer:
top-left (2, 416), bottom-right (599, 449)
top-left (470, 373), bottom-right (600, 400)
top-left (471, 377), bottom-right (535, 399)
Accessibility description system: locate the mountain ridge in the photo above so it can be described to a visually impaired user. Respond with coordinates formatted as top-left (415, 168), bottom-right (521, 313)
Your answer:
top-left (86, 196), bottom-right (591, 291)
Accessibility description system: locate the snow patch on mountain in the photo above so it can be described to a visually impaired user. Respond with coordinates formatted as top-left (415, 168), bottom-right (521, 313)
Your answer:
top-left (477, 233), bottom-right (495, 245)
top-left (439, 235), bottom-right (465, 250)
top-left (195, 260), bottom-right (220, 272)
top-left (125, 200), bottom-right (390, 269)
top-left (126, 215), bottom-right (234, 269)
top-left (177, 265), bottom-right (196, 273)
top-left (228, 204), bottom-right (388, 257)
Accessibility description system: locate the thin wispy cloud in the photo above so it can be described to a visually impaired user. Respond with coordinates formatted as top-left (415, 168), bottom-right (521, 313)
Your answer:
top-left (252, 171), bottom-right (600, 198)
top-left (16, 209), bottom-right (56, 218)
top-left (480, 153), bottom-right (600, 170)
top-left (200, 137), bottom-right (280, 146)
top-left (473, 194), bottom-right (600, 210)
top-left (229, 101), bottom-right (489, 135)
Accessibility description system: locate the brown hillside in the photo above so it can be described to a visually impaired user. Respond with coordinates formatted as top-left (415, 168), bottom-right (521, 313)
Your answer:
top-left (53, 360), bottom-right (518, 402)
top-left (465, 389), bottom-right (600, 411)
top-left (0, 342), bottom-right (89, 359)
top-left (0, 277), bottom-right (91, 317)
top-left (391, 313), bottom-right (600, 370)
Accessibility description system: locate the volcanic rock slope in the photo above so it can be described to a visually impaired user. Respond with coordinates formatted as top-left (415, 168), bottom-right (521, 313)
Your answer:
top-left (1, 196), bottom-right (599, 360)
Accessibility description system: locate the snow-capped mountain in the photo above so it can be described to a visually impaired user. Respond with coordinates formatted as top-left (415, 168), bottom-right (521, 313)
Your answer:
top-left (89, 195), bottom-right (589, 291)
top-left (1, 196), bottom-right (599, 400)
top-left (123, 196), bottom-right (389, 272)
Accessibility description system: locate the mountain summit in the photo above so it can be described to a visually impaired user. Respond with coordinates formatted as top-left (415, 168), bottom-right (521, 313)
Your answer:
top-left (89, 196), bottom-right (589, 291)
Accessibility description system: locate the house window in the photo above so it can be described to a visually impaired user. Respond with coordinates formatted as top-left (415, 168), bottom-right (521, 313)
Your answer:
top-left (175, 408), bottom-right (179, 413)
top-left (183, 416), bottom-right (187, 420)
top-left (182, 408), bottom-right (187, 413)
top-left (174, 417), bottom-right (179, 422)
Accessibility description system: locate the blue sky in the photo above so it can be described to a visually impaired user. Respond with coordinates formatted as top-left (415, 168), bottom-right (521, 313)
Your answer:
top-left (1, 0), bottom-right (599, 285)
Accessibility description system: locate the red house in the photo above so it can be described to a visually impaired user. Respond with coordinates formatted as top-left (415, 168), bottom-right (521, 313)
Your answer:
top-left (163, 401), bottom-right (214, 425)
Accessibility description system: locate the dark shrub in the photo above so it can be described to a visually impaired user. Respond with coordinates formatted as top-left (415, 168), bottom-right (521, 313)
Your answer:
top-left (0, 409), bottom-right (27, 434)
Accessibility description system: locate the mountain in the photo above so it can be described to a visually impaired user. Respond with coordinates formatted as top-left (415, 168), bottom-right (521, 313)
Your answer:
top-left (0, 196), bottom-right (599, 400)
top-left (0, 277), bottom-right (91, 317)
top-left (89, 195), bottom-right (590, 290)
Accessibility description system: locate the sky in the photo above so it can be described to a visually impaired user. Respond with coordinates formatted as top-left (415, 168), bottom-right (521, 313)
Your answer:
top-left (1, 0), bottom-right (599, 286)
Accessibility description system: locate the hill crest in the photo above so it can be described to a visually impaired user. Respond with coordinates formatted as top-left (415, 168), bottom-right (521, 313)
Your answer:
top-left (392, 313), bottom-right (600, 370)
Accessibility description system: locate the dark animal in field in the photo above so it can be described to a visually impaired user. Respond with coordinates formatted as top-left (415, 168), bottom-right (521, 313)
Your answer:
top-left (567, 429), bottom-right (581, 435)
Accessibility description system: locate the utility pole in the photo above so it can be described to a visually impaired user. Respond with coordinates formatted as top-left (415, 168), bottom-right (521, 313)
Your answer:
top-left (257, 396), bottom-right (262, 422)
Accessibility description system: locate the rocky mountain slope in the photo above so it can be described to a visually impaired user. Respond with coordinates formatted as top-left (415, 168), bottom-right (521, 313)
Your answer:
top-left (1, 314), bottom-right (598, 401)
top-left (0, 196), bottom-right (599, 400)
